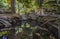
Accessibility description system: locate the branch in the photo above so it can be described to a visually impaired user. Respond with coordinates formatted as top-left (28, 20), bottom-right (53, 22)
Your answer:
top-left (37, 26), bottom-right (49, 32)
top-left (41, 19), bottom-right (57, 26)
top-left (0, 27), bottom-right (15, 31)
top-left (48, 23), bottom-right (58, 29)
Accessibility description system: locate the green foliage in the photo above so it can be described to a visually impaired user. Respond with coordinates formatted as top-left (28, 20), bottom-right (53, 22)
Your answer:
top-left (0, 0), bottom-right (11, 12)
top-left (16, 0), bottom-right (38, 14)
top-left (0, 0), bottom-right (60, 14)
top-left (0, 0), bottom-right (4, 8)
top-left (43, 0), bottom-right (60, 13)
top-left (0, 31), bottom-right (8, 37)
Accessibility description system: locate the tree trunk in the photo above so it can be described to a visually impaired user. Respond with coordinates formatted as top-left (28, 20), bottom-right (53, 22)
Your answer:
top-left (58, 24), bottom-right (60, 39)
top-left (8, 29), bottom-right (15, 39)
top-left (36, 8), bottom-right (44, 15)
top-left (11, 0), bottom-right (16, 13)
top-left (36, 0), bottom-right (44, 15)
